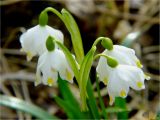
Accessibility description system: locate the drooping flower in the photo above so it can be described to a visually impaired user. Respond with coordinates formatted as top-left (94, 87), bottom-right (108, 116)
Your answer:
top-left (103, 45), bottom-right (143, 68)
top-left (20, 25), bottom-right (64, 61)
top-left (107, 65), bottom-right (150, 105)
top-left (96, 45), bottom-right (150, 105)
top-left (35, 49), bottom-right (74, 86)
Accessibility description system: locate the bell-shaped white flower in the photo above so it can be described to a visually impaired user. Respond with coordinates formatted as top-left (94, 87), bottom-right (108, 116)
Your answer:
top-left (96, 45), bottom-right (150, 105)
top-left (103, 45), bottom-right (143, 68)
top-left (106, 65), bottom-right (148, 105)
top-left (35, 49), bottom-right (74, 86)
top-left (20, 25), bottom-right (64, 61)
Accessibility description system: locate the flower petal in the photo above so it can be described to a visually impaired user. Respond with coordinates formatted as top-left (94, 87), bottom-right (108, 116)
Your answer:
top-left (50, 49), bottom-right (74, 83)
top-left (107, 69), bottom-right (130, 105)
top-left (103, 45), bottom-right (142, 67)
top-left (117, 65), bottom-right (145, 90)
top-left (19, 25), bottom-right (64, 60)
top-left (96, 56), bottom-right (112, 85)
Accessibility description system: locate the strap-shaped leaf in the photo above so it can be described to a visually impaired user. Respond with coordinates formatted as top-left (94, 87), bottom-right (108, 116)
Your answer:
top-left (55, 77), bottom-right (91, 119)
top-left (87, 80), bottom-right (100, 119)
top-left (115, 96), bottom-right (128, 119)
top-left (54, 97), bottom-right (86, 119)
top-left (79, 46), bottom-right (96, 111)
top-left (61, 9), bottom-right (84, 63)
top-left (0, 95), bottom-right (57, 119)
top-left (58, 77), bottom-right (79, 109)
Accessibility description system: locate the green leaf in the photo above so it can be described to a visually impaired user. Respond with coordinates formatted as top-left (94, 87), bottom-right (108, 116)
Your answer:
top-left (96, 76), bottom-right (107, 119)
top-left (87, 80), bottom-right (100, 119)
top-left (0, 95), bottom-right (57, 119)
top-left (115, 97), bottom-right (128, 119)
top-left (58, 77), bottom-right (79, 109)
top-left (79, 46), bottom-right (96, 111)
top-left (61, 9), bottom-right (84, 63)
top-left (56, 77), bottom-right (89, 119)
top-left (54, 97), bottom-right (87, 119)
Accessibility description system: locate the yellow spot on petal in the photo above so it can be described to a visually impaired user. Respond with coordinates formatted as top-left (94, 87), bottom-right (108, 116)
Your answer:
top-left (103, 77), bottom-right (108, 85)
top-left (26, 51), bottom-right (33, 61)
top-left (136, 60), bottom-right (143, 68)
top-left (137, 81), bottom-right (143, 88)
top-left (109, 96), bottom-right (113, 105)
top-left (47, 77), bottom-right (54, 86)
top-left (66, 69), bottom-right (72, 81)
top-left (120, 90), bottom-right (126, 97)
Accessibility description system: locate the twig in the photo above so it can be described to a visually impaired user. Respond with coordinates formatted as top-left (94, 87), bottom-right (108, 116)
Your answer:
top-left (0, 71), bottom-right (35, 83)
top-left (97, 8), bottom-right (160, 24)
top-left (123, 0), bottom-right (129, 20)
top-left (1, 48), bottom-right (25, 55)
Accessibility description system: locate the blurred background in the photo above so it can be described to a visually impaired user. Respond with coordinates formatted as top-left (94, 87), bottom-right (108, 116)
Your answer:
top-left (0, 0), bottom-right (159, 119)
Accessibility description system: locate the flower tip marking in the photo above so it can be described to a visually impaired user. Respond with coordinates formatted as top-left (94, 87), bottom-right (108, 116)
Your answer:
top-left (109, 96), bottom-right (114, 105)
top-left (35, 79), bottom-right (40, 86)
top-left (66, 69), bottom-right (73, 82)
top-left (103, 77), bottom-right (108, 85)
top-left (136, 60), bottom-right (143, 68)
top-left (47, 77), bottom-right (54, 86)
top-left (120, 89), bottom-right (126, 98)
top-left (136, 81), bottom-right (144, 88)
top-left (26, 51), bottom-right (33, 61)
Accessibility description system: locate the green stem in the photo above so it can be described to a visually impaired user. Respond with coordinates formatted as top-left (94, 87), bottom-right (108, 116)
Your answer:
top-left (96, 75), bottom-right (107, 119)
top-left (94, 54), bottom-right (110, 60)
top-left (92, 37), bottom-right (106, 47)
top-left (44, 7), bottom-right (63, 21)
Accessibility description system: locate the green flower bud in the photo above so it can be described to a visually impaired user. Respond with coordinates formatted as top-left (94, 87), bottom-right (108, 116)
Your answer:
top-left (46, 36), bottom-right (55, 51)
top-left (101, 37), bottom-right (113, 50)
top-left (39, 11), bottom-right (48, 26)
top-left (107, 56), bottom-right (118, 68)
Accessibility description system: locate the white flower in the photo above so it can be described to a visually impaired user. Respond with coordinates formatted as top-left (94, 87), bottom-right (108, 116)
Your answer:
top-left (96, 45), bottom-right (150, 105)
top-left (104, 45), bottom-right (143, 68)
top-left (35, 49), bottom-right (74, 86)
top-left (107, 65), bottom-right (149, 105)
top-left (20, 25), bottom-right (64, 61)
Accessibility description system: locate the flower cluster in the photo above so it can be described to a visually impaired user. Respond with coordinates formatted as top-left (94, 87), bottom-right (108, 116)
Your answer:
top-left (19, 8), bottom-right (150, 106)
top-left (96, 45), bottom-right (150, 105)
top-left (20, 25), bottom-right (74, 86)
